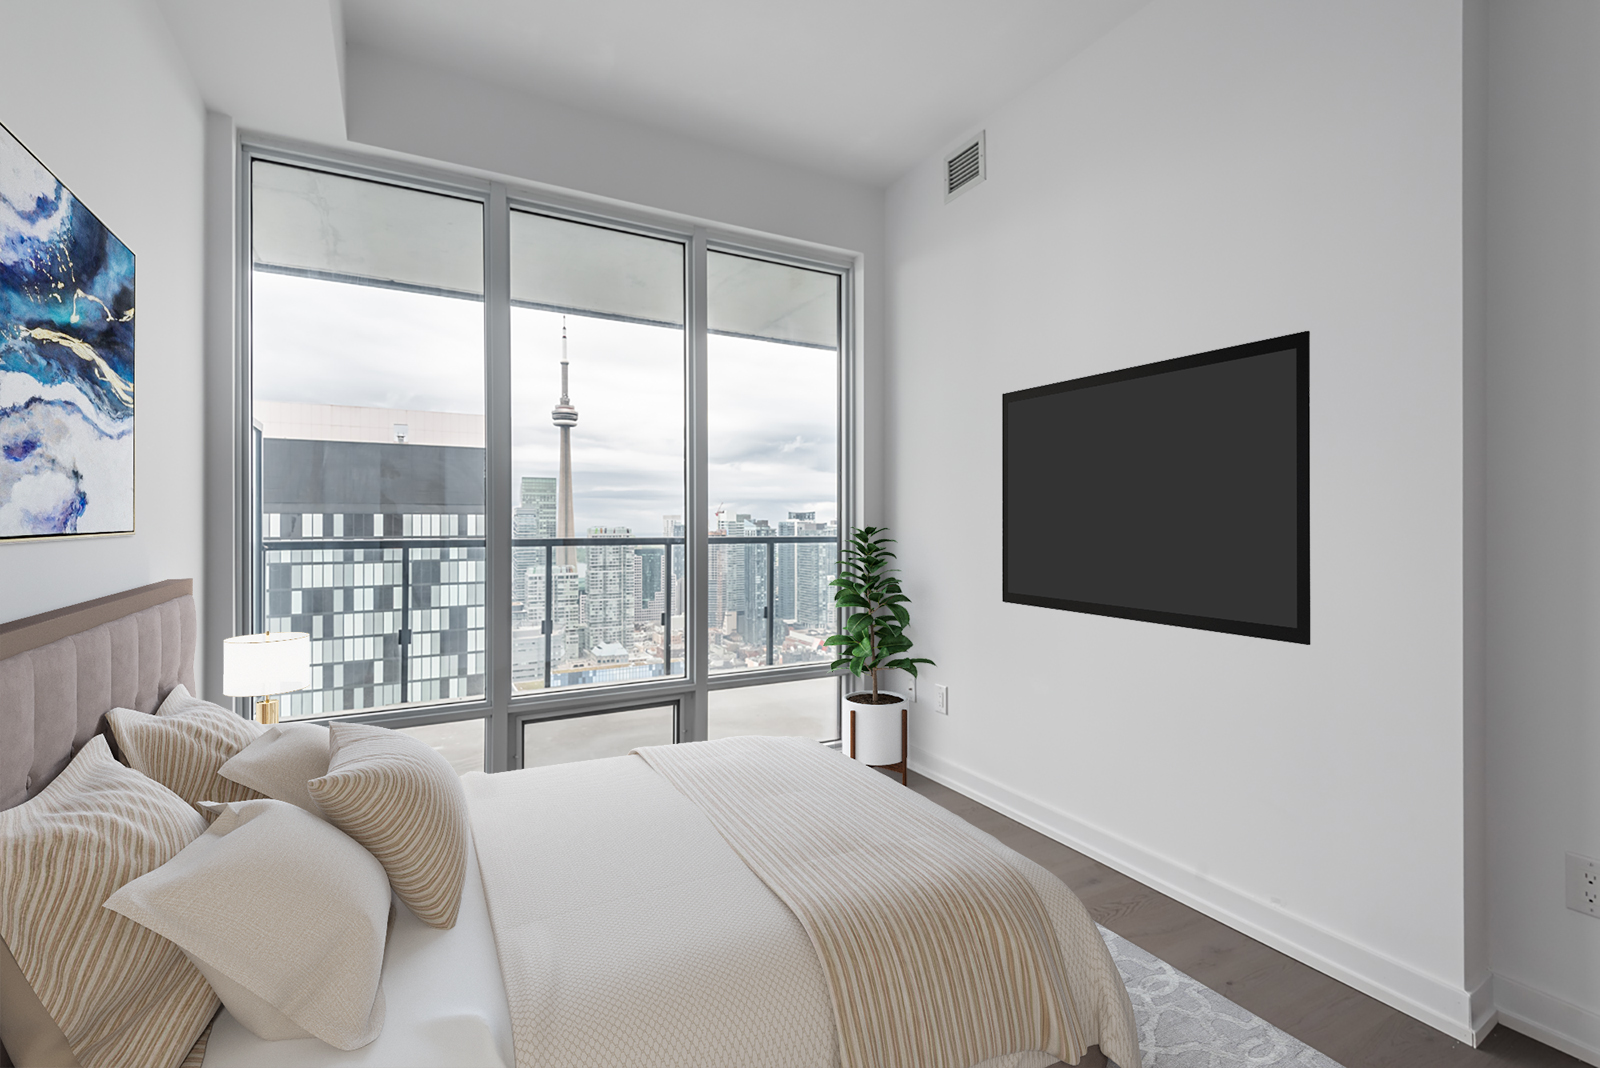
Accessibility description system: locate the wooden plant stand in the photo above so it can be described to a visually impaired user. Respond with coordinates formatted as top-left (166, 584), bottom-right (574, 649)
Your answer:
top-left (849, 706), bottom-right (908, 786)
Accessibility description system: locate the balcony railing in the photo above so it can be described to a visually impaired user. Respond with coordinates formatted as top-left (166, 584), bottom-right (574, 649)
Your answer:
top-left (702, 535), bottom-right (839, 673)
top-left (510, 536), bottom-right (685, 692)
top-left (261, 532), bottom-right (839, 713)
top-left (262, 535), bottom-right (487, 713)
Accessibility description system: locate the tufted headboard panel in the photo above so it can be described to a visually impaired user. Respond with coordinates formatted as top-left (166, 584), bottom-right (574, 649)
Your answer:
top-left (0, 580), bottom-right (196, 811)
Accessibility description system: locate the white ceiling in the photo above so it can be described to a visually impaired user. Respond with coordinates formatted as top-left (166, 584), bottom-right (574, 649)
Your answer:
top-left (153, 0), bottom-right (349, 142)
top-left (340, 0), bottom-right (1152, 186)
top-left (152, 1), bottom-right (1150, 187)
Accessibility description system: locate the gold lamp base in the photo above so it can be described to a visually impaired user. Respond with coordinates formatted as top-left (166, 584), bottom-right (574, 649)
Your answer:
top-left (254, 696), bottom-right (280, 725)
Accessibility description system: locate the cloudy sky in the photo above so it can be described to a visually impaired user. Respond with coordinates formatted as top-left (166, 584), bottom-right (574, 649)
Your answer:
top-left (253, 272), bottom-right (836, 534)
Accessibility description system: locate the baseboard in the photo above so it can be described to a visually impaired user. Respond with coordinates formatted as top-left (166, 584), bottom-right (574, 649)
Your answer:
top-left (908, 746), bottom-right (1482, 1044)
top-left (1494, 973), bottom-right (1600, 1067)
top-left (1469, 973), bottom-right (1498, 1045)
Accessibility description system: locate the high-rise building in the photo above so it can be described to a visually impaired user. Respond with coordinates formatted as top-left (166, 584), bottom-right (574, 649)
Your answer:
top-left (796, 519), bottom-right (839, 629)
top-left (585, 526), bottom-right (634, 648)
top-left (775, 510), bottom-right (816, 624)
top-left (716, 514), bottom-right (769, 649)
top-left (523, 561), bottom-right (581, 668)
top-left (519, 477), bottom-right (557, 532)
top-left (259, 416), bottom-right (487, 715)
top-left (663, 515), bottom-right (685, 638)
top-left (636, 545), bottom-right (664, 614)
top-left (512, 476), bottom-right (557, 623)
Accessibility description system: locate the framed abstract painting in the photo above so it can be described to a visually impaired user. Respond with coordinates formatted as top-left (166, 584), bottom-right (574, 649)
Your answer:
top-left (0, 120), bottom-right (134, 541)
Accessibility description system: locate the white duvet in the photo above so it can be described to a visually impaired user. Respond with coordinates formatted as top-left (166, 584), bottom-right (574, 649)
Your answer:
top-left (205, 754), bottom-right (1133, 1068)
top-left (466, 754), bottom-right (1134, 1068)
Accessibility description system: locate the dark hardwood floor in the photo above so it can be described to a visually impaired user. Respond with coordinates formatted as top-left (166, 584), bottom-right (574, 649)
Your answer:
top-left (907, 771), bottom-right (1586, 1068)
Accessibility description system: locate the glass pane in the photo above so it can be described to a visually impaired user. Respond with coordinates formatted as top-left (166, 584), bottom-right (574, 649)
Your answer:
top-left (707, 252), bottom-right (839, 677)
top-left (522, 706), bottom-right (674, 768)
top-left (708, 540), bottom-right (768, 673)
top-left (510, 212), bottom-right (684, 695)
top-left (253, 161), bottom-right (485, 718)
top-left (398, 719), bottom-right (485, 775)
top-left (708, 676), bottom-right (838, 742)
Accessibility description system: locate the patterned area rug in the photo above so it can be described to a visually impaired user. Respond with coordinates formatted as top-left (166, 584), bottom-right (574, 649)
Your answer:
top-left (1100, 926), bottom-right (1345, 1068)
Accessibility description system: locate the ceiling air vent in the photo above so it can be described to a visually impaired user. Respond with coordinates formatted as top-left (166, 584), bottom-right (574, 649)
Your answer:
top-left (945, 132), bottom-right (985, 202)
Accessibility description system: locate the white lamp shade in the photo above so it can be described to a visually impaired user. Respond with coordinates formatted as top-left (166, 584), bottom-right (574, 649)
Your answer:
top-left (222, 633), bottom-right (312, 697)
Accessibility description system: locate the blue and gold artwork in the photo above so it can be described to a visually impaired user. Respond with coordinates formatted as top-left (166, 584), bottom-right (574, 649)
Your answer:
top-left (0, 121), bottom-right (134, 539)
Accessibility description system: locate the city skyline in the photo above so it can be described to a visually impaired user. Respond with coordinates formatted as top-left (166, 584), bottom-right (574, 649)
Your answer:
top-left (254, 268), bottom-right (840, 713)
top-left (254, 271), bottom-right (837, 535)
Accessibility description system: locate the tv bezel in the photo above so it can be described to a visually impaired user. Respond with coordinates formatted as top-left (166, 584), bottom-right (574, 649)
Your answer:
top-left (1002, 331), bottom-right (1310, 644)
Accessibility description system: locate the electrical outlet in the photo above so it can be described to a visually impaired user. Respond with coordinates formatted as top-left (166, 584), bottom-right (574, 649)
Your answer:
top-left (1568, 852), bottom-right (1599, 918)
top-left (935, 684), bottom-right (949, 715)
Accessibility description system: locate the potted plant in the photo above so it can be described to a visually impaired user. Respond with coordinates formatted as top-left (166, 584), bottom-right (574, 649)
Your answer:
top-left (825, 526), bottom-right (934, 769)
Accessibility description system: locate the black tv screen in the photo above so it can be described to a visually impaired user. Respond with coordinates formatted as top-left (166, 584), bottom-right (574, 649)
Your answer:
top-left (1003, 332), bottom-right (1309, 643)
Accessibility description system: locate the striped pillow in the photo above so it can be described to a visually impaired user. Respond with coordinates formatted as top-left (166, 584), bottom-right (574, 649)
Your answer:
top-left (0, 736), bottom-right (219, 1068)
top-left (108, 684), bottom-right (266, 811)
top-left (308, 723), bottom-right (470, 929)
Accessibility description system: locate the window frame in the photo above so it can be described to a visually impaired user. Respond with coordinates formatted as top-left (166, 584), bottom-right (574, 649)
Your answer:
top-left (235, 136), bottom-right (856, 772)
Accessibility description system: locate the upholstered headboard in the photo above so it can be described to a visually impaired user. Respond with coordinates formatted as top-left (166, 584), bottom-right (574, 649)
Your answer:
top-left (0, 579), bottom-right (196, 811)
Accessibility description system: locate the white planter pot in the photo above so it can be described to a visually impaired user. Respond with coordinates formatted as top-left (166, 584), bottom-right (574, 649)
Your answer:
top-left (846, 692), bottom-right (906, 767)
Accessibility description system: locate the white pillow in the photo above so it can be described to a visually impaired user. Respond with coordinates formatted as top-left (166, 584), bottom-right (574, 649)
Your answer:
top-left (218, 722), bottom-right (332, 815)
top-left (104, 798), bottom-right (390, 1050)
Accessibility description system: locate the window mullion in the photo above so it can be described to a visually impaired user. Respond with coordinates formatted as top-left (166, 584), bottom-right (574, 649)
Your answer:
top-left (485, 183), bottom-right (514, 771)
top-left (684, 228), bottom-right (711, 743)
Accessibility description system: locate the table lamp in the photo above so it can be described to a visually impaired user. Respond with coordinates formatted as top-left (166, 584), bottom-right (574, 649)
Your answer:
top-left (223, 632), bottom-right (311, 724)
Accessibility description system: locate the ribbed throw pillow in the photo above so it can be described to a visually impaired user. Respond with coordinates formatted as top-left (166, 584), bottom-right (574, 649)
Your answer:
top-left (108, 685), bottom-right (266, 811)
top-left (308, 723), bottom-right (470, 929)
top-left (0, 736), bottom-right (218, 1068)
top-left (105, 799), bottom-right (390, 1051)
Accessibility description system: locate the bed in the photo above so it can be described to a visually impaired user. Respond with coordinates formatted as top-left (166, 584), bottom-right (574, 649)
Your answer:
top-left (0, 580), bottom-right (1140, 1068)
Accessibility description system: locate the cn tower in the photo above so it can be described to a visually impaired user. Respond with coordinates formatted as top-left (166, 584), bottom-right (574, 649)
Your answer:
top-left (551, 318), bottom-right (578, 567)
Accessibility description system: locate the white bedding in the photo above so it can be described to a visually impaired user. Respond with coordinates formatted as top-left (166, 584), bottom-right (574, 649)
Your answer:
top-left (202, 842), bottom-right (514, 1068)
top-left (467, 754), bottom-right (1130, 1068)
top-left (203, 754), bottom-right (1131, 1068)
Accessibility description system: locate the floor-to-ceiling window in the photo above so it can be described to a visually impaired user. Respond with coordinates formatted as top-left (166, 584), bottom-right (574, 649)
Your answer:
top-left (704, 252), bottom-right (840, 740)
top-left (250, 161), bottom-right (487, 720)
top-left (508, 212), bottom-right (686, 699)
top-left (243, 146), bottom-right (850, 772)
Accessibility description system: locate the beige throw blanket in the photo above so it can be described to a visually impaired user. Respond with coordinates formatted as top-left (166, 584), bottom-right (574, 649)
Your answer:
top-left (634, 737), bottom-right (1093, 1068)
top-left (466, 748), bottom-right (1139, 1068)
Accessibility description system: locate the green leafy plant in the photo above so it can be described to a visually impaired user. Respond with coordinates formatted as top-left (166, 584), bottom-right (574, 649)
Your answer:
top-left (825, 526), bottom-right (934, 701)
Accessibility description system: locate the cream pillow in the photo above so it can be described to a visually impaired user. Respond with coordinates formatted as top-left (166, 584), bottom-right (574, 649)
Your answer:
top-left (104, 798), bottom-right (390, 1051)
top-left (107, 684), bottom-right (266, 810)
top-left (308, 723), bottom-right (470, 929)
top-left (218, 722), bottom-right (332, 814)
top-left (0, 736), bottom-right (218, 1068)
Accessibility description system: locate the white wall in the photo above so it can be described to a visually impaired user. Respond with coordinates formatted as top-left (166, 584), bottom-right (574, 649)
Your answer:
top-left (887, 0), bottom-right (1482, 1040)
top-left (0, 2), bottom-right (209, 673)
top-left (341, 46), bottom-right (887, 519)
top-left (1484, 1), bottom-right (1600, 1060)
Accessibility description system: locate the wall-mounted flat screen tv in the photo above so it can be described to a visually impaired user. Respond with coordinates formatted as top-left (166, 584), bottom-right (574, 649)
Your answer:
top-left (1003, 332), bottom-right (1309, 643)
